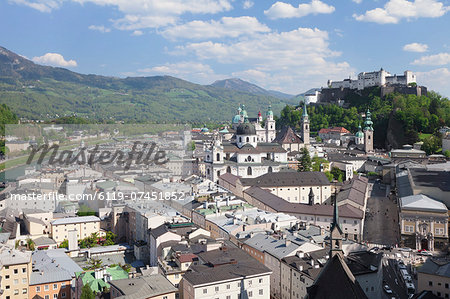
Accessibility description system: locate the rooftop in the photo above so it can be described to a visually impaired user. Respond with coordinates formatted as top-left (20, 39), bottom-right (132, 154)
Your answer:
top-left (51, 215), bottom-right (100, 225)
top-left (240, 171), bottom-right (331, 187)
top-left (400, 194), bottom-right (447, 213)
top-left (108, 274), bottom-right (177, 299)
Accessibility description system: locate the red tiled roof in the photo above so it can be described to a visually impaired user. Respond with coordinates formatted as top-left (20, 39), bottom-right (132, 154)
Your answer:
top-left (319, 127), bottom-right (350, 134)
top-left (177, 253), bottom-right (198, 263)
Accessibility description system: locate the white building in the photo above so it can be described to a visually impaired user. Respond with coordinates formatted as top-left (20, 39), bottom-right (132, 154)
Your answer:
top-left (182, 247), bottom-right (272, 299)
top-left (327, 69), bottom-right (416, 90)
top-left (205, 122), bottom-right (288, 182)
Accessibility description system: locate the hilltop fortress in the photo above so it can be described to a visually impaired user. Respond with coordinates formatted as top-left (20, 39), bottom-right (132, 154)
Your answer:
top-left (305, 68), bottom-right (427, 104)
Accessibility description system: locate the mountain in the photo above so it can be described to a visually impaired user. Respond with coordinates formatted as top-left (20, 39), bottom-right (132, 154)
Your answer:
top-left (210, 78), bottom-right (294, 99)
top-left (0, 46), bottom-right (299, 123)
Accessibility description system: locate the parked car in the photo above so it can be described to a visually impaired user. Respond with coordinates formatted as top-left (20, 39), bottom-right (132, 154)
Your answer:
top-left (383, 284), bottom-right (393, 294)
top-left (370, 247), bottom-right (380, 252)
top-left (419, 250), bottom-right (433, 256)
top-left (398, 247), bottom-right (413, 252)
top-left (382, 245), bottom-right (393, 250)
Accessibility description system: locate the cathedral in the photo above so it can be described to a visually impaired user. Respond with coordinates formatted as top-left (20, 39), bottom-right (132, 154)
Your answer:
top-left (204, 104), bottom-right (310, 182)
top-left (354, 109), bottom-right (374, 153)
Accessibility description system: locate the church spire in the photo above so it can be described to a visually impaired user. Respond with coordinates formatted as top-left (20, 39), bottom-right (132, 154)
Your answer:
top-left (329, 186), bottom-right (343, 259)
top-left (302, 102), bottom-right (308, 117)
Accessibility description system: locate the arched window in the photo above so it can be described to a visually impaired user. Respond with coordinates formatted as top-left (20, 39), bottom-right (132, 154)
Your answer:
top-left (253, 137), bottom-right (256, 142)
top-left (216, 153), bottom-right (220, 161)
top-left (217, 170), bottom-right (221, 177)
top-left (268, 166), bottom-right (273, 173)
top-left (207, 168), bottom-right (210, 175)
top-left (368, 135), bottom-right (371, 140)
top-left (246, 137), bottom-right (249, 142)
top-left (247, 167), bottom-right (252, 176)
top-left (306, 125), bottom-right (308, 130)
top-left (239, 137), bottom-right (242, 142)
top-left (247, 155), bottom-right (252, 162)
top-left (226, 166), bottom-right (231, 173)
top-left (207, 155), bottom-right (210, 161)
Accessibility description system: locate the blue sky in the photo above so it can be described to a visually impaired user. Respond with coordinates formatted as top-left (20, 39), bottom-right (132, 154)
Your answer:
top-left (1, 0), bottom-right (450, 96)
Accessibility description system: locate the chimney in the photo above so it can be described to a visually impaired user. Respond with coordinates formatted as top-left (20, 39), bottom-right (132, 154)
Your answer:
top-left (285, 239), bottom-right (291, 247)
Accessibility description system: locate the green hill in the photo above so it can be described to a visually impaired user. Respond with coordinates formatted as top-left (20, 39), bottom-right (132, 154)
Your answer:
top-left (0, 46), bottom-right (298, 123)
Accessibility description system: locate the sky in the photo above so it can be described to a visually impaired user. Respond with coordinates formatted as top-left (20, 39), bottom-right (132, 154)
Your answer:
top-left (1, 0), bottom-right (450, 96)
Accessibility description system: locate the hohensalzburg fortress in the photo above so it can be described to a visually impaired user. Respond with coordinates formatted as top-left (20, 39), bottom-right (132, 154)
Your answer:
top-left (327, 68), bottom-right (416, 91)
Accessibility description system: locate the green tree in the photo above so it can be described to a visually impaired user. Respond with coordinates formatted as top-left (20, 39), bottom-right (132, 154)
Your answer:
top-left (298, 147), bottom-right (312, 172)
top-left (324, 171), bottom-right (334, 182)
top-left (421, 135), bottom-right (441, 155)
top-left (311, 155), bottom-right (329, 172)
top-left (81, 284), bottom-right (95, 299)
top-left (103, 231), bottom-right (117, 246)
top-left (59, 239), bottom-right (69, 249)
top-left (444, 150), bottom-right (450, 158)
top-left (26, 238), bottom-right (35, 251)
top-left (330, 167), bottom-right (344, 182)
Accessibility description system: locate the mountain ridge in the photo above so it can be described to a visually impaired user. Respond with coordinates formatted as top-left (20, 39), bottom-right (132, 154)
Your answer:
top-left (0, 46), bottom-right (300, 122)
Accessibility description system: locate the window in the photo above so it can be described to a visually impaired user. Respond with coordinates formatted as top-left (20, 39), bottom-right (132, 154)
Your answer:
top-left (5, 285), bottom-right (10, 289)
top-left (45, 296), bottom-right (49, 299)
top-left (445, 283), bottom-right (449, 289)
top-left (259, 289), bottom-right (264, 295)
top-left (36, 286), bottom-right (41, 292)
top-left (22, 278), bottom-right (27, 283)
top-left (163, 297), bottom-right (168, 299)
top-left (248, 280), bottom-right (252, 286)
top-left (247, 167), bottom-right (252, 176)
top-left (249, 291), bottom-right (253, 297)
top-left (405, 225), bottom-right (414, 233)
top-left (203, 289), bottom-right (207, 294)
top-left (22, 288), bottom-right (27, 294)
top-left (61, 282), bottom-right (66, 288)
top-left (14, 279), bottom-right (18, 285)
top-left (22, 268), bottom-right (26, 273)
top-left (53, 294), bottom-right (58, 299)
top-left (45, 285), bottom-right (49, 291)
top-left (53, 283), bottom-right (58, 290)
top-left (435, 228), bottom-right (444, 235)
top-left (62, 293), bottom-right (66, 298)
top-left (259, 278), bottom-right (263, 283)
top-left (215, 286), bottom-right (219, 292)
top-left (226, 284), bottom-right (230, 289)
top-left (226, 296), bottom-right (231, 299)
top-left (14, 269), bottom-right (18, 274)
top-left (14, 289), bottom-right (19, 295)
top-left (429, 281), bottom-right (433, 286)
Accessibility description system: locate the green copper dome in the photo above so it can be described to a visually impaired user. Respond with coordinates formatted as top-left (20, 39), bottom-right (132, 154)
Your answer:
top-left (364, 109), bottom-right (373, 131)
top-left (240, 104), bottom-right (248, 118)
top-left (355, 125), bottom-right (364, 138)
top-left (266, 105), bottom-right (273, 117)
top-left (232, 114), bottom-right (241, 124)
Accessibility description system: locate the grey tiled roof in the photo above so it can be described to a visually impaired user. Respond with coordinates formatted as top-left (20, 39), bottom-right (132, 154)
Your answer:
top-left (109, 274), bottom-right (177, 298)
top-left (240, 171), bottom-right (331, 187)
top-left (30, 249), bottom-right (82, 285)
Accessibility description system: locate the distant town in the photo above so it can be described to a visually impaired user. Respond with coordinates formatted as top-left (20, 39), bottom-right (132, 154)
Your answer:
top-left (0, 68), bottom-right (449, 299)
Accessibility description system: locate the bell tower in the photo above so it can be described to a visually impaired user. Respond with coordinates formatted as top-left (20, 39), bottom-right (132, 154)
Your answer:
top-left (363, 109), bottom-right (374, 153)
top-left (265, 105), bottom-right (276, 142)
top-left (301, 102), bottom-right (310, 145)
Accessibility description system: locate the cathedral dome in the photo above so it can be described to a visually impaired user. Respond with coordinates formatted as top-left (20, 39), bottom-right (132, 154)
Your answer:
top-left (232, 114), bottom-right (241, 124)
top-left (236, 123), bottom-right (256, 135)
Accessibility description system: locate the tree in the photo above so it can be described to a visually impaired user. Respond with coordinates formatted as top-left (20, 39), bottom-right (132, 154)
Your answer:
top-left (59, 239), bottom-right (69, 249)
top-left (103, 231), bottom-right (117, 246)
top-left (311, 155), bottom-right (329, 172)
top-left (324, 171), bottom-right (334, 182)
top-left (81, 284), bottom-right (95, 299)
top-left (421, 135), bottom-right (441, 155)
top-left (26, 238), bottom-right (35, 251)
top-left (444, 150), bottom-right (450, 158)
top-left (330, 167), bottom-right (344, 182)
top-left (298, 147), bottom-right (312, 172)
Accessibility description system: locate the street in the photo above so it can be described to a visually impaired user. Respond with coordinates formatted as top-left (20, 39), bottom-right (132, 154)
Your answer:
top-left (363, 180), bottom-right (400, 246)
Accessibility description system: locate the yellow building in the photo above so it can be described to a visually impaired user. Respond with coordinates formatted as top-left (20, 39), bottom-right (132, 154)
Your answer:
top-left (400, 194), bottom-right (448, 251)
top-left (51, 215), bottom-right (101, 245)
top-left (0, 246), bottom-right (32, 299)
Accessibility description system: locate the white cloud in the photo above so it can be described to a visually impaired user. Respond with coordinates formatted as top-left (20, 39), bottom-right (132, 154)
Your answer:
top-left (136, 61), bottom-right (226, 84)
top-left (403, 42), bottom-right (428, 52)
top-left (10, 0), bottom-right (233, 30)
top-left (264, 0), bottom-right (335, 19)
top-left (411, 53), bottom-right (450, 65)
top-left (132, 30), bottom-right (143, 36)
top-left (243, 0), bottom-right (254, 9)
top-left (352, 0), bottom-right (362, 4)
top-left (8, 0), bottom-right (61, 13)
top-left (416, 68), bottom-right (450, 96)
top-left (176, 27), bottom-right (354, 93)
top-left (353, 0), bottom-right (450, 24)
top-left (88, 25), bottom-right (110, 33)
top-left (32, 53), bottom-right (77, 67)
top-left (162, 16), bottom-right (270, 40)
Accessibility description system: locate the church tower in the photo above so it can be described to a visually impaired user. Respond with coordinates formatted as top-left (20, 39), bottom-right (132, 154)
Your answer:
top-left (363, 109), bottom-right (374, 153)
top-left (301, 102), bottom-right (310, 145)
top-left (265, 105), bottom-right (276, 142)
top-left (329, 194), bottom-right (343, 259)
